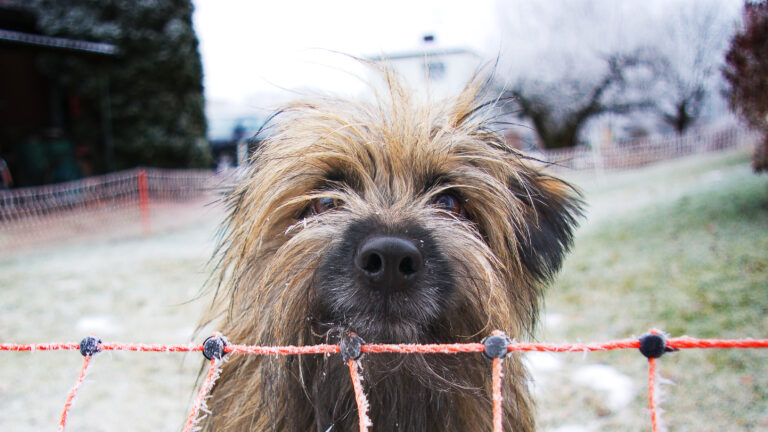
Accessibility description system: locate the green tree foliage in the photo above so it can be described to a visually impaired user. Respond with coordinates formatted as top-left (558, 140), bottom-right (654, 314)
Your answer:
top-left (30, 0), bottom-right (209, 170)
top-left (723, 1), bottom-right (768, 172)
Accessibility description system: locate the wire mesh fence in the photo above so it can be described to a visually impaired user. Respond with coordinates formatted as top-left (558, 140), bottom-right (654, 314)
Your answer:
top-left (536, 124), bottom-right (758, 172)
top-left (0, 168), bottom-right (233, 252)
top-left (0, 124), bottom-right (758, 253)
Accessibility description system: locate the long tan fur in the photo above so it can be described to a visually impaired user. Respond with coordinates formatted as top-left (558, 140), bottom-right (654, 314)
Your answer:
top-left (201, 70), bottom-right (581, 431)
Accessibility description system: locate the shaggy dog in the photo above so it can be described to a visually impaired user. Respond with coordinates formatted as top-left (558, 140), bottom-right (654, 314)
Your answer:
top-left (201, 73), bottom-right (581, 431)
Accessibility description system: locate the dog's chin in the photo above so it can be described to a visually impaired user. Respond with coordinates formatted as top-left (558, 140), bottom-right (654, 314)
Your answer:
top-left (351, 318), bottom-right (428, 343)
top-left (354, 310), bottom-right (435, 343)
top-left (318, 287), bottom-right (447, 343)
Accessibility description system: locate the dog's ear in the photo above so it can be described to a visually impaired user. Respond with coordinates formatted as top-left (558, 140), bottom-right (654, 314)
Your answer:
top-left (509, 171), bottom-right (582, 283)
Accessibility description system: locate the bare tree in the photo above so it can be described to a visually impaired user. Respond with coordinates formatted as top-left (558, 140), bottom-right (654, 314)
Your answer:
top-left (653, 57), bottom-right (706, 135)
top-left (505, 52), bottom-right (653, 149)
top-left (651, 1), bottom-right (736, 134)
top-left (494, 0), bottom-right (742, 148)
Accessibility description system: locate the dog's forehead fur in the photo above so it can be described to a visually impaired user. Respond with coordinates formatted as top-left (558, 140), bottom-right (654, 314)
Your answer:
top-left (234, 82), bottom-right (552, 245)
top-left (255, 88), bottom-right (518, 200)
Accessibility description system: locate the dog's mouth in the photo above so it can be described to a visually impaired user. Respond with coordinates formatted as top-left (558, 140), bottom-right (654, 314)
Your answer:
top-left (313, 280), bottom-right (448, 343)
top-left (312, 222), bottom-right (457, 342)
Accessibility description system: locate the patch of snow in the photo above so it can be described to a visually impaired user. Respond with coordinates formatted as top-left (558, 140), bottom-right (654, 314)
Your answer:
top-left (525, 352), bottom-right (563, 374)
top-left (543, 312), bottom-right (564, 329)
top-left (174, 326), bottom-right (197, 340)
top-left (546, 425), bottom-right (593, 432)
top-left (572, 364), bottom-right (635, 412)
top-left (56, 278), bottom-right (82, 292)
top-left (76, 316), bottom-right (121, 335)
top-left (525, 352), bottom-right (563, 394)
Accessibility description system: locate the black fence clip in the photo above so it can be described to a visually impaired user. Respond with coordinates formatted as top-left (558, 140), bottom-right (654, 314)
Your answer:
top-left (639, 332), bottom-right (677, 359)
top-left (340, 332), bottom-right (365, 362)
top-left (202, 334), bottom-right (228, 360)
top-left (482, 332), bottom-right (510, 360)
top-left (79, 336), bottom-right (102, 357)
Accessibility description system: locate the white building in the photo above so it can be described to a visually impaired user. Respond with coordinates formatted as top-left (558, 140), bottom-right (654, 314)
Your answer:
top-left (366, 36), bottom-right (482, 101)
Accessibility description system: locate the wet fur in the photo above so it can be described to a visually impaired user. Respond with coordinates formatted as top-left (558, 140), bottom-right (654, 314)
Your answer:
top-left (200, 72), bottom-right (582, 431)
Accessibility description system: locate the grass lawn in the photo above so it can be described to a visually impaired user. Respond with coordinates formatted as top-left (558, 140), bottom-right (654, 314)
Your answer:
top-left (535, 149), bottom-right (768, 431)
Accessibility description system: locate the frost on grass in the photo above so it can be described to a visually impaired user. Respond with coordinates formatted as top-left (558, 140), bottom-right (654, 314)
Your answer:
top-left (572, 364), bottom-right (635, 412)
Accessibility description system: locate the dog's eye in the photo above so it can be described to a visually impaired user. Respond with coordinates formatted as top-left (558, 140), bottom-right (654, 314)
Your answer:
top-left (432, 193), bottom-right (463, 215)
top-left (309, 197), bottom-right (343, 215)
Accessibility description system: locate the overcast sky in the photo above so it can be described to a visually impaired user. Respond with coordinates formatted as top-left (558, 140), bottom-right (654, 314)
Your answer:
top-left (192, 0), bottom-right (498, 109)
top-left (192, 0), bottom-right (743, 118)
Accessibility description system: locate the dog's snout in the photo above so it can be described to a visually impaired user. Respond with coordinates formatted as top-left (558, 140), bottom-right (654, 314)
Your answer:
top-left (355, 236), bottom-right (423, 291)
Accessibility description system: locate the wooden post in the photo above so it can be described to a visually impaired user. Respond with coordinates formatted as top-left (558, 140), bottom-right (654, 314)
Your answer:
top-left (137, 168), bottom-right (151, 235)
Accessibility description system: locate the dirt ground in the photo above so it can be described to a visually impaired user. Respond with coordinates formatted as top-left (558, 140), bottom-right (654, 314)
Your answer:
top-left (0, 200), bottom-right (224, 431)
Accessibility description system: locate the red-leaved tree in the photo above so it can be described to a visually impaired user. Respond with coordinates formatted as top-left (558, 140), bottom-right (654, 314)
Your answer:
top-left (723, 1), bottom-right (768, 172)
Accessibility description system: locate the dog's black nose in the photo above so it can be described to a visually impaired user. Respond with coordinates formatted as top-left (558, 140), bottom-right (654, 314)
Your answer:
top-left (355, 236), bottom-right (423, 291)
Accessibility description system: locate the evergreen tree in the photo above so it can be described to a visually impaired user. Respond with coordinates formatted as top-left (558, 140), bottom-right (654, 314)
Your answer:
top-left (30, 0), bottom-right (210, 170)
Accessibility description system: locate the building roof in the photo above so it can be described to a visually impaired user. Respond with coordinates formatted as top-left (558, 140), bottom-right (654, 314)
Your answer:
top-left (0, 29), bottom-right (117, 55)
top-left (366, 47), bottom-right (478, 62)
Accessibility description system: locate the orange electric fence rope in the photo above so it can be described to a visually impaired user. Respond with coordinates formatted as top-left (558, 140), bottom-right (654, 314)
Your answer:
top-left (492, 358), bottom-right (504, 432)
top-left (340, 333), bottom-right (372, 432)
top-left (183, 358), bottom-right (222, 432)
top-left (648, 357), bottom-right (660, 432)
top-left (348, 359), bottom-right (372, 432)
top-left (3, 332), bottom-right (768, 432)
top-left (57, 354), bottom-right (91, 432)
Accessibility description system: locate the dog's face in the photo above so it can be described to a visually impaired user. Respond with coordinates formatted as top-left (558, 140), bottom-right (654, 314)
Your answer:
top-left (216, 82), bottom-right (581, 346)
top-left (205, 79), bottom-right (582, 431)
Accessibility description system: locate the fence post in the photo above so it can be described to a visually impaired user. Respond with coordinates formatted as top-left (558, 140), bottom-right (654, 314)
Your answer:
top-left (137, 169), bottom-right (151, 236)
